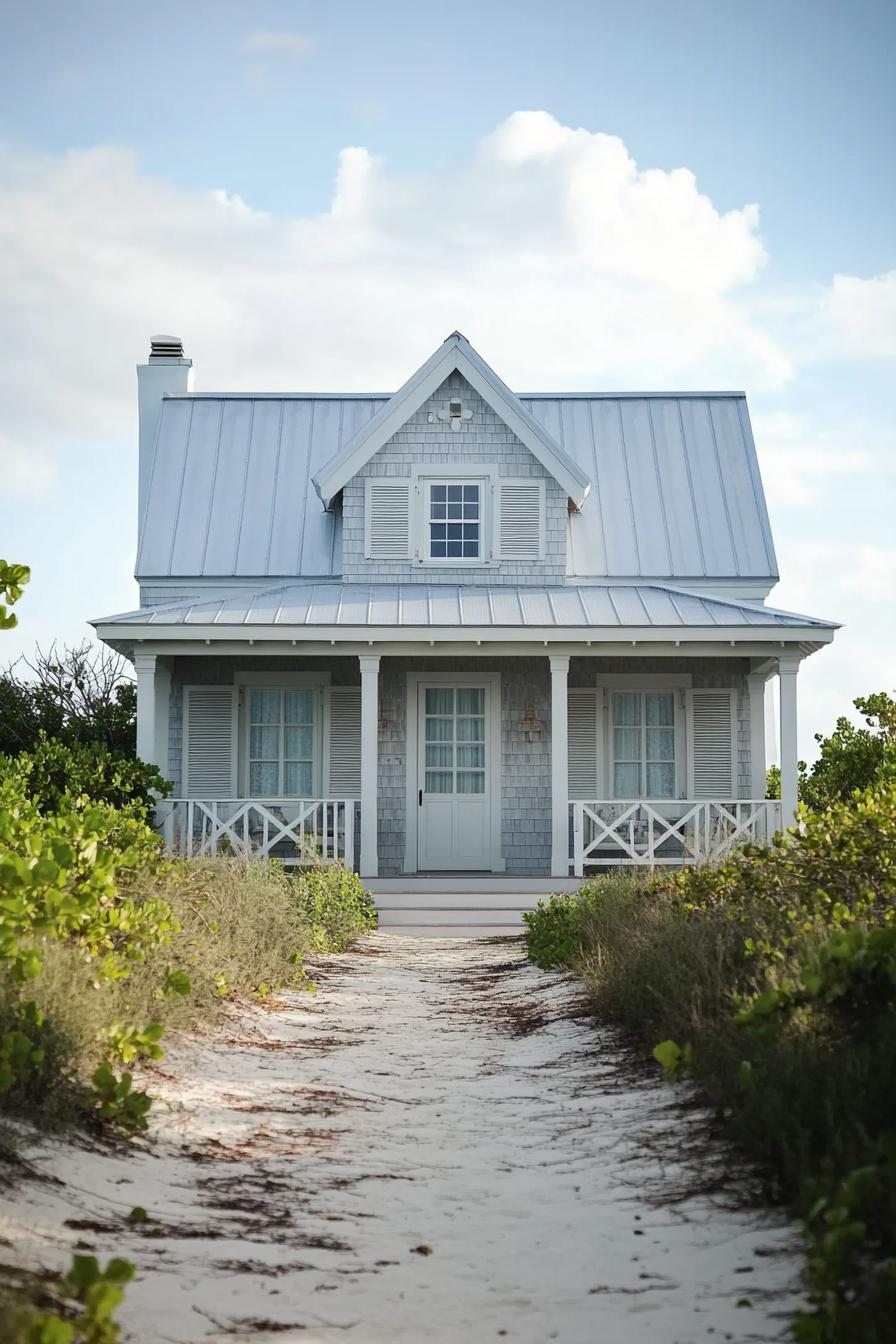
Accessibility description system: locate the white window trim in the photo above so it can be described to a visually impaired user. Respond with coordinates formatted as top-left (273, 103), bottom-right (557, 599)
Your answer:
top-left (410, 463), bottom-right (499, 566)
top-left (234, 671), bottom-right (330, 798)
top-left (595, 674), bottom-right (692, 799)
top-left (403, 671), bottom-right (504, 874)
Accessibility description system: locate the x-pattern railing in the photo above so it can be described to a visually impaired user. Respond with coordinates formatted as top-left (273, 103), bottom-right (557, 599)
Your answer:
top-left (157, 798), bottom-right (357, 869)
top-left (571, 799), bottom-right (782, 875)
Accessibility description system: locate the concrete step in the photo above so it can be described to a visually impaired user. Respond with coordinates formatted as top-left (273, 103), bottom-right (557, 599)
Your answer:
top-left (382, 925), bottom-right (523, 938)
top-left (375, 892), bottom-right (544, 911)
top-left (378, 906), bottom-right (528, 926)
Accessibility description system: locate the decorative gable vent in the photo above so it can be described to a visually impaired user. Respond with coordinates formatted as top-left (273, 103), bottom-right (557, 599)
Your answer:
top-left (568, 689), bottom-right (599, 799)
top-left (497, 480), bottom-right (545, 561)
top-left (183, 686), bottom-right (237, 796)
top-left (687, 689), bottom-right (736, 797)
top-left (327, 689), bottom-right (362, 796)
top-left (366, 480), bottom-right (411, 559)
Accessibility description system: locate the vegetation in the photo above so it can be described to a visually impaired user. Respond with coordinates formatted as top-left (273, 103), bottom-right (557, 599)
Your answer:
top-left (0, 559), bottom-right (30, 630)
top-left (0, 642), bottom-right (137, 757)
top-left (3, 1252), bottom-right (135, 1343)
top-left (525, 769), bottom-right (896, 1341)
top-left (766, 691), bottom-right (896, 808)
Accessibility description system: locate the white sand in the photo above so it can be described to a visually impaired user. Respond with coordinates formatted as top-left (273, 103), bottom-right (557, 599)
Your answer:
top-left (1, 934), bottom-right (804, 1342)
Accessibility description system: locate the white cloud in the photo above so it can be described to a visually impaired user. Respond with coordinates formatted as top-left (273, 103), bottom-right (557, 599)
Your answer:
top-left (753, 411), bottom-right (879, 505)
top-left (0, 112), bottom-right (795, 499)
top-left (241, 31), bottom-right (314, 57)
top-left (825, 270), bottom-right (896, 358)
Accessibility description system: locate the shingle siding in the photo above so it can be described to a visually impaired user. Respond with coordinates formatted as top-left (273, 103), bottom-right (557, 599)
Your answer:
top-left (342, 372), bottom-right (568, 585)
top-left (163, 652), bottom-right (754, 875)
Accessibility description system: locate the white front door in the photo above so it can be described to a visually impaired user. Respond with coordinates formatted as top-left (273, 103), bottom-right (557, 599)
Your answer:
top-left (417, 683), bottom-right (492, 870)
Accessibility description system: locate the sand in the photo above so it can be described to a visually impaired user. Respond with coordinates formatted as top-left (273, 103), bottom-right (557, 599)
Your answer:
top-left (0, 933), bottom-right (804, 1342)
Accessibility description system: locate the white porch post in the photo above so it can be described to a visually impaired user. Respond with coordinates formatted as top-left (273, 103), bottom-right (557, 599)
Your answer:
top-left (746, 673), bottom-right (768, 799)
top-left (359, 655), bottom-right (380, 878)
top-left (550, 655), bottom-right (570, 878)
top-left (134, 653), bottom-right (160, 768)
top-left (778, 656), bottom-right (801, 826)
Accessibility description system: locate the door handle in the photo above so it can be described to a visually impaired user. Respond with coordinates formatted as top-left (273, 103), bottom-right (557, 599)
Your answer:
top-left (418, 789), bottom-right (423, 807)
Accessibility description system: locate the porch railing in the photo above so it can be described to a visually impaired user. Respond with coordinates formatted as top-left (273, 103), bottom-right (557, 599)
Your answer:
top-left (155, 799), bottom-right (358, 869)
top-left (571, 799), bottom-right (782, 876)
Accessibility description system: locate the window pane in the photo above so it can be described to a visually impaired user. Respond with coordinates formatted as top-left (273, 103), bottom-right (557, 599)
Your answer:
top-left (646, 727), bottom-right (674, 761)
top-left (463, 485), bottom-right (479, 503)
top-left (250, 689), bottom-right (280, 724)
top-left (446, 540), bottom-right (463, 557)
top-left (614, 762), bottom-right (640, 797)
top-left (447, 500), bottom-right (463, 519)
top-left (447, 485), bottom-right (462, 501)
top-left (457, 716), bottom-right (485, 742)
top-left (285, 690), bottom-right (313, 724)
top-left (431, 540), bottom-right (447, 557)
top-left (457, 744), bottom-right (484, 769)
top-left (646, 692), bottom-right (674, 726)
top-left (285, 725), bottom-right (313, 760)
top-left (614, 727), bottom-right (640, 761)
top-left (457, 771), bottom-right (485, 794)
top-left (613, 692), bottom-right (641, 726)
top-left (425, 688), bottom-right (454, 714)
top-left (462, 539), bottom-right (479, 557)
top-left (431, 500), bottom-right (447, 519)
top-left (646, 762), bottom-right (675, 797)
top-left (284, 761), bottom-right (313, 796)
top-left (425, 717), bottom-right (453, 742)
top-left (456, 688), bottom-right (484, 714)
top-left (425, 743), bottom-right (454, 768)
top-left (431, 485), bottom-right (446, 502)
top-left (425, 771), bottom-right (453, 794)
top-left (250, 725), bottom-right (279, 760)
top-left (250, 761), bottom-right (279, 795)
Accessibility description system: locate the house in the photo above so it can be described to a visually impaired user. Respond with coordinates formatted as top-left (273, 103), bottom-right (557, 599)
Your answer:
top-left (93, 332), bottom-right (837, 919)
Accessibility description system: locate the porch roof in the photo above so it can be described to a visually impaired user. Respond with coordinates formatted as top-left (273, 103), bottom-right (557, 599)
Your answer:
top-left (93, 581), bottom-right (837, 641)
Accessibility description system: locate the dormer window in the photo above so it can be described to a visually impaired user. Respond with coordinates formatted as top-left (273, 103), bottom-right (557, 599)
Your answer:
top-left (429, 482), bottom-right (481, 560)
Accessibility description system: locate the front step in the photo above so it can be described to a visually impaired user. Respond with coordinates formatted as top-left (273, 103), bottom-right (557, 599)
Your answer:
top-left (370, 882), bottom-right (569, 937)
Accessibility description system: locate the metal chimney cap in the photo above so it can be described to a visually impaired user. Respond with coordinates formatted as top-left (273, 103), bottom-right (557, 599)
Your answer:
top-left (149, 335), bottom-right (185, 359)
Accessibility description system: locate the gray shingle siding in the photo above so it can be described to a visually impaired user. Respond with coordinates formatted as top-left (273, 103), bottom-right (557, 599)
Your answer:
top-left (164, 652), bottom-right (753, 873)
top-left (342, 372), bottom-right (568, 585)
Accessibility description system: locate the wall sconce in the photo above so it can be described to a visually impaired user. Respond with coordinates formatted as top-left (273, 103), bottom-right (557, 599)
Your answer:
top-left (518, 702), bottom-right (544, 741)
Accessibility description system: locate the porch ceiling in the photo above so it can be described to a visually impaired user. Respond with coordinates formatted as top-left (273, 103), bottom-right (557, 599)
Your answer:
top-left (92, 581), bottom-right (837, 645)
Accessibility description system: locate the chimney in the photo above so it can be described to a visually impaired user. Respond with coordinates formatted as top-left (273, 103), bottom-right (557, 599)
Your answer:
top-left (137, 335), bottom-right (193, 525)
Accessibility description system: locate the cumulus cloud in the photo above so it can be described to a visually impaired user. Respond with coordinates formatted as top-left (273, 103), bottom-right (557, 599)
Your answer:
top-left (825, 270), bottom-right (896, 358)
top-left (0, 112), bottom-right (795, 499)
top-left (753, 411), bottom-right (878, 506)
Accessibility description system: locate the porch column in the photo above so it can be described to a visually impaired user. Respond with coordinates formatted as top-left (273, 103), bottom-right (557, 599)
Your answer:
top-left (134, 653), bottom-right (160, 769)
top-left (778, 656), bottom-right (800, 826)
top-left (550, 655), bottom-right (570, 878)
top-left (746, 673), bottom-right (768, 798)
top-left (359, 655), bottom-right (380, 878)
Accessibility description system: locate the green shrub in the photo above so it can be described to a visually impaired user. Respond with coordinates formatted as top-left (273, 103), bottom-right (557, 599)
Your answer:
top-left (4, 1252), bottom-right (135, 1343)
top-left (6, 735), bottom-right (167, 814)
top-left (293, 862), bottom-right (378, 952)
top-left (522, 892), bottom-right (585, 968)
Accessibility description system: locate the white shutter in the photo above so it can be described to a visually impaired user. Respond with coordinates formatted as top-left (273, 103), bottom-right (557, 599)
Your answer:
top-left (183, 686), bottom-right (237, 797)
top-left (568, 688), bottom-right (599, 800)
top-left (497, 480), bottom-right (544, 561)
top-left (326, 688), bottom-right (362, 797)
top-left (687, 689), bottom-right (737, 797)
top-left (366, 480), bottom-right (411, 559)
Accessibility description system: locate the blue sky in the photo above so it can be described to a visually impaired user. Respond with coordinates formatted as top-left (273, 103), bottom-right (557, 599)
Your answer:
top-left (1, 0), bottom-right (894, 757)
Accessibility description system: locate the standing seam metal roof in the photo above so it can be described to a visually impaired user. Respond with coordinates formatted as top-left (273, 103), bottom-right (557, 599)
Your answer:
top-left (136, 389), bottom-right (778, 583)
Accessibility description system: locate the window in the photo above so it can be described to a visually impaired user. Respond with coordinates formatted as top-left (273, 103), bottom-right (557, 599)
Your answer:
top-left (612, 690), bottom-right (676, 798)
top-left (248, 688), bottom-right (315, 797)
top-left (428, 482), bottom-right (481, 560)
top-left (424, 687), bottom-right (486, 794)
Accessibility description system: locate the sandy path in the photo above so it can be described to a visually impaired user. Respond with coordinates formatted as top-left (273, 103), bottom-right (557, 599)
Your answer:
top-left (1, 934), bottom-right (803, 1343)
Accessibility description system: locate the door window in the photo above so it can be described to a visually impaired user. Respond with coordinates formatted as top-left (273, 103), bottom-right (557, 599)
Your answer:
top-left (424, 687), bottom-right (486, 794)
top-left (612, 690), bottom-right (675, 797)
top-left (248, 688), bottom-right (315, 796)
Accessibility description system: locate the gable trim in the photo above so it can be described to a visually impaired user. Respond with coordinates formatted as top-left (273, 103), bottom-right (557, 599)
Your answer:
top-left (312, 333), bottom-right (592, 508)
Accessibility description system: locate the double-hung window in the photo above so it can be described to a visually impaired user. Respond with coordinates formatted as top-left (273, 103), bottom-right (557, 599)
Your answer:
top-left (247, 688), bottom-right (316, 797)
top-left (612, 690), bottom-right (676, 798)
top-left (428, 482), bottom-right (481, 560)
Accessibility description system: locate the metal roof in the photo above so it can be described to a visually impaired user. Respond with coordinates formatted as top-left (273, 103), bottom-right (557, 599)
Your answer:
top-left (137, 381), bottom-right (778, 584)
top-left (95, 582), bottom-right (835, 633)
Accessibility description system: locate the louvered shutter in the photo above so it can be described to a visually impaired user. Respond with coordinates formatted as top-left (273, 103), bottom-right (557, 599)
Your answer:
top-left (366, 480), bottom-right (411, 559)
top-left (183, 686), bottom-right (237, 797)
top-left (687, 689), bottom-right (737, 798)
top-left (497, 480), bottom-right (544, 561)
top-left (327, 688), bottom-right (362, 797)
top-left (568, 689), bottom-right (599, 800)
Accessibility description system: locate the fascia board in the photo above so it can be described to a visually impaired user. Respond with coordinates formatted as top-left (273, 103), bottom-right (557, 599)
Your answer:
top-left (93, 622), bottom-right (836, 646)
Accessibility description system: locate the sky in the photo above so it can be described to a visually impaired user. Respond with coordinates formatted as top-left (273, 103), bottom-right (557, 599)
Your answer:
top-left (1, 0), bottom-right (894, 760)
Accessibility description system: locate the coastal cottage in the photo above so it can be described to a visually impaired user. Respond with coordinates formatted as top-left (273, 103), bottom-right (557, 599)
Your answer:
top-left (93, 334), bottom-right (837, 928)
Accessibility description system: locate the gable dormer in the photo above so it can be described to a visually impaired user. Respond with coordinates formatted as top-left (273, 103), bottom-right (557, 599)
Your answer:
top-left (313, 333), bottom-right (590, 585)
